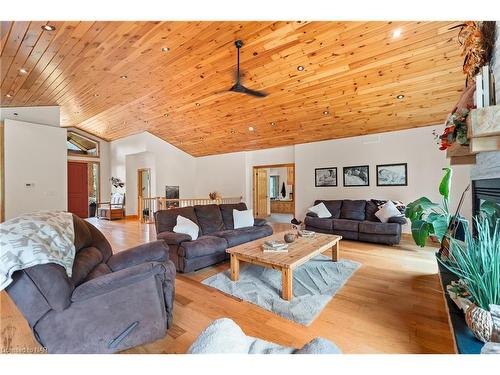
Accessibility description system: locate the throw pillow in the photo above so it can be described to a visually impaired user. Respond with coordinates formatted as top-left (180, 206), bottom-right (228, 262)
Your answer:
top-left (233, 209), bottom-right (254, 229)
top-left (307, 202), bottom-right (332, 218)
top-left (375, 201), bottom-right (403, 223)
top-left (173, 215), bottom-right (199, 240)
top-left (372, 199), bottom-right (406, 215)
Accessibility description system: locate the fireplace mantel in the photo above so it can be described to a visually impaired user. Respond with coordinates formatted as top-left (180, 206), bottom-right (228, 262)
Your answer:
top-left (468, 104), bottom-right (500, 153)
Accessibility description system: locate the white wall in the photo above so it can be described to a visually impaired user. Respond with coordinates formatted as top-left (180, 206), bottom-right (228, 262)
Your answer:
top-left (110, 132), bottom-right (196, 215)
top-left (190, 126), bottom-right (471, 233)
top-left (1, 106), bottom-right (60, 127)
top-left (66, 127), bottom-right (111, 202)
top-left (125, 151), bottom-right (156, 215)
top-left (4, 119), bottom-right (67, 219)
top-left (295, 126), bottom-right (471, 230)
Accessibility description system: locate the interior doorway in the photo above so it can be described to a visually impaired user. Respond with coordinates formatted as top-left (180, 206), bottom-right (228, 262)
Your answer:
top-left (253, 163), bottom-right (295, 222)
top-left (67, 161), bottom-right (100, 218)
top-left (137, 168), bottom-right (151, 217)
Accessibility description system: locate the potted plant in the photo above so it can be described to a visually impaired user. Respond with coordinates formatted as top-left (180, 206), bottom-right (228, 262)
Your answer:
top-left (405, 168), bottom-right (453, 247)
top-left (439, 216), bottom-right (500, 342)
top-left (89, 197), bottom-right (97, 217)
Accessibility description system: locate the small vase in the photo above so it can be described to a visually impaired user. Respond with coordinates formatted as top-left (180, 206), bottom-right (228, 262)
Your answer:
top-left (465, 303), bottom-right (493, 343)
top-left (284, 233), bottom-right (295, 243)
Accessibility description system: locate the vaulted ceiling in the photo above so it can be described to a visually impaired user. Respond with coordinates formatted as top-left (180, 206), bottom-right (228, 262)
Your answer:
top-left (1, 21), bottom-right (465, 156)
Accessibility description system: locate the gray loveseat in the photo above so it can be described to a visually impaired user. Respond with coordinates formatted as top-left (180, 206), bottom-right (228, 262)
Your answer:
top-left (155, 203), bottom-right (273, 273)
top-left (304, 199), bottom-right (406, 245)
top-left (5, 215), bottom-right (176, 354)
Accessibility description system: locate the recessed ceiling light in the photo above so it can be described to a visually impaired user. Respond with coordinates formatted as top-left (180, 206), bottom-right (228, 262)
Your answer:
top-left (19, 68), bottom-right (28, 74)
top-left (392, 29), bottom-right (402, 38)
top-left (230, 129), bottom-right (235, 134)
top-left (94, 93), bottom-right (99, 97)
top-left (396, 94), bottom-right (405, 99)
top-left (120, 75), bottom-right (128, 79)
top-left (161, 47), bottom-right (170, 52)
top-left (248, 126), bottom-right (254, 131)
top-left (41, 24), bottom-right (56, 31)
top-left (323, 111), bottom-right (329, 115)
top-left (297, 65), bottom-right (304, 71)
top-left (196, 103), bottom-right (200, 106)
top-left (6, 94), bottom-right (12, 98)
top-left (163, 113), bottom-right (168, 117)
top-left (270, 122), bottom-right (275, 126)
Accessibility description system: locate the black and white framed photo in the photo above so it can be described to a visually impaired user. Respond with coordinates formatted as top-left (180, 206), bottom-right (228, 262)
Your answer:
top-left (376, 163), bottom-right (408, 186)
top-left (315, 167), bottom-right (338, 187)
top-left (343, 165), bottom-right (369, 187)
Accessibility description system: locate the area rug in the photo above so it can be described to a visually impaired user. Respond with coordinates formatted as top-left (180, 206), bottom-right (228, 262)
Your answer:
top-left (201, 255), bottom-right (361, 325)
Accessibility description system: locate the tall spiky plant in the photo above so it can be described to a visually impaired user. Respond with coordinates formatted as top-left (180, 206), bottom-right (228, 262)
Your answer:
top-left (439, 217), bottom-right (500, 310)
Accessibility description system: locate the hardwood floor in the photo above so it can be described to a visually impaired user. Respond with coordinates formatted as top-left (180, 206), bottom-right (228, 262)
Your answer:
top-left (0, 218), bottom-right (455, 354)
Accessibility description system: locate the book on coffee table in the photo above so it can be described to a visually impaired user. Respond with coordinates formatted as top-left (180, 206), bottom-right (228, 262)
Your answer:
top-left (262, 240), bottom-right (289, 253)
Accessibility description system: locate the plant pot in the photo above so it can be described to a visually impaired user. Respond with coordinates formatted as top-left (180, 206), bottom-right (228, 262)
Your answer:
top-left (465, 303), bottom-right (493, 343)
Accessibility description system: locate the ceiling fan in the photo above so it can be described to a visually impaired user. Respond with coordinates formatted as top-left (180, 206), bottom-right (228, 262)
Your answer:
top-left (228, 40), bottom-right (268, 98)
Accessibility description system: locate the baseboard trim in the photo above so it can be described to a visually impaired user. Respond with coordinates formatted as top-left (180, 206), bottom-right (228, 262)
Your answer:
top-left (126, 215), bottom-right (139, 220)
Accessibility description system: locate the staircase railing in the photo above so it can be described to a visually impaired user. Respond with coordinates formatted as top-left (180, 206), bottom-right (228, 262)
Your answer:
top-left (139, 196), bottom-right (243, 223)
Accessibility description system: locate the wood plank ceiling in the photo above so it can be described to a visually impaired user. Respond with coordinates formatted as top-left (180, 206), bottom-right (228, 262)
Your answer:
top-left (1, 21), bottom-right (465, 156)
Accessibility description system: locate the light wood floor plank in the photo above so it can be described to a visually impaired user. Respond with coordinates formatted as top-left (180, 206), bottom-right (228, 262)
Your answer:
top-left (0, 218), bottom-right (454, 354)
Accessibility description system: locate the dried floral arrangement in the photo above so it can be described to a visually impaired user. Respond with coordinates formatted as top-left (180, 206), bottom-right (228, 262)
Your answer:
top-left (434, 108), bottom-right (470, 150)
top-left (450, 21), bottom-right (496, 83)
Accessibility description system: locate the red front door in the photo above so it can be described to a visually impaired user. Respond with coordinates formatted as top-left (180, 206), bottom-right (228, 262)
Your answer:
top-left (68, 162), bottom-right (88, 218)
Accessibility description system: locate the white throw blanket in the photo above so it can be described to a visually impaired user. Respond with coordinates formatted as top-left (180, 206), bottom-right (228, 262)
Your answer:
top-left (0, 211), bottom-right (75, 291)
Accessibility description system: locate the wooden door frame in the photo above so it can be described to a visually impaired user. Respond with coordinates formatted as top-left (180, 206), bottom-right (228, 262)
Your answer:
top-left (67, 160), bottom-right (101, 215)
top-left (252, 163), bottom-right (295, 218)
top-left (137, 168), bottom-right (151, 216)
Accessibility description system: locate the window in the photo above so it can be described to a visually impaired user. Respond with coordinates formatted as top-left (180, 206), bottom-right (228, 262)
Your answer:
top-left (269, 175), bottom-right (279, 199)
top-left (67, 131), bottom-right (99, 157)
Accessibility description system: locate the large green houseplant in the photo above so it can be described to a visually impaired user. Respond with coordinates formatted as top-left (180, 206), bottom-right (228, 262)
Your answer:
top-left (405, 168), bottom-right (453, 247)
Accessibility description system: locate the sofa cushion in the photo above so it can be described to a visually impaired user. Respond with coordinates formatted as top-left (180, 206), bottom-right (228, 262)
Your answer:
top-left (212, 225), bottom-right (273, 247)
top-left (304, 216), bottom-right (333, 231)
top-left (220, 203), bottom-right (248, 229)
top-left (155, 207), bottom-right (200, 234)
top-left (364, 200), bottom-right (380, 222)
top-left (388, 216), bottom-right (407, 225)
top-left (314, 200), bottom-right (342, 219)
top-left (178, 236), bottom-right (228, 259)
top-left (71, 246), bottom-right (104, 286)
top-left (332, 219), bottom-right (359, 232)
top-left (340, 200), bottom-right (366, 221)
top-left (359, 221), bottom-right (400, 235)
top-left (194, 204), bottom-right (225, 235)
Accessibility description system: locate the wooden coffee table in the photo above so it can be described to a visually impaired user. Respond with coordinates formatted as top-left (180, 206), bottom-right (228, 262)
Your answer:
top-left (226, 231), bottom-right (342, 301)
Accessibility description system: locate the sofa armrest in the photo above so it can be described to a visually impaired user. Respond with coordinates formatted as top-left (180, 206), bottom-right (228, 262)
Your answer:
top-left (157, 231), bottom-right (192, 245)
top-left (71, 262), bottom-right (166, 302)
top-left (253, 218), bottom-right (267, 227)
top-left (388, 216), bottom-right (407, 225)
top-left (306, 211), bottom-right (318, 218)
top-left (107, 241), bottom-right (168, 272)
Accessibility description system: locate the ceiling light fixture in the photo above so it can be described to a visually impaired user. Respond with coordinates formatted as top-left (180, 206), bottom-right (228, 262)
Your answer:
top-left (94, 93), bottom-right (99, 97)
top-left (6, 94), bottom-right (12, 98)
top-left (323, 111), bottom-right (329, 115)
top-left (19, 68), bottom-right (28, 74)
top-left (163, 113), bottom-right (168, 117)
top-left (248, 126), bottom-right (254, 131)
top-left (161, 47), bottom-right (170, 52)
top-left (270, 122), bottom-right (275, 126)
top-left (392, 29), bottom-right (402, 38)
top-left (120, 75), bottom-right (128, 79)
top-left (196, 103), bottom-right (200, 106)
top-left (396, 94), bottom-right (405, 99)
top-left (41, 24), bottom-right (56, 31)
top-left (297, 65), bottom-right (304, 71)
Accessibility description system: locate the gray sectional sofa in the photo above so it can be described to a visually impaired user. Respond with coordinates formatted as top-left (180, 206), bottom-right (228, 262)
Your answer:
top-left (155, 203), bottom-right (273, 273)
top-left (304, 199), bottom-right (406, 245)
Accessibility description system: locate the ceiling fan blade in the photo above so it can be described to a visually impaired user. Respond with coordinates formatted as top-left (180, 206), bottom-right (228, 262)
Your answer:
top-left (239, 84), bottom-right (268, 97)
